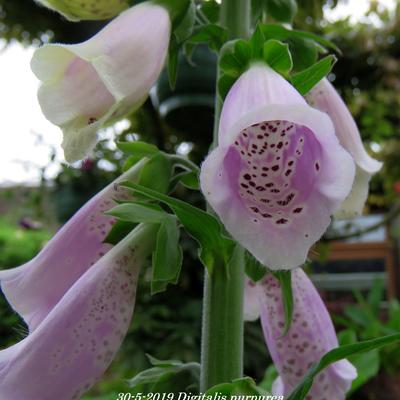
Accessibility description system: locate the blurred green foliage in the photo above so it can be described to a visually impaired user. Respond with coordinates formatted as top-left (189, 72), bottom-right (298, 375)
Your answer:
top-left (0, 217), bottom-right (51, 347)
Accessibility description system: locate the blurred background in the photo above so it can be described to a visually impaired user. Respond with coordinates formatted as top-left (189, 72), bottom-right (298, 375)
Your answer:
top-left (0, 0), bottom-right (400, 398)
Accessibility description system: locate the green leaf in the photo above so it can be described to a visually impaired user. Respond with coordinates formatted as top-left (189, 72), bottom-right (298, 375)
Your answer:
top-left (234, 39), bottom-right (252, 66)
top-left (129, 357), bottom-right (200, 394)
top-left (205, 377), bottom-right (271, 397)
top-left (245, 251), bottom-right (267, 282)
top-left (287, 37), bottom-right (318, 71)
top-left (118, 141), bottom-right (158, 157)
top-left (261, 24), bottom-right (340, 54)
top-left (121, 182), bottom-right (234, 272)
top-left (250, 25), bottom-right (265, 58)
top-left (291, 55), bottom-right (336, 95)
top-left (272, 270), bottom-right (293, 336)
top-left (264, 0), bottom-right (298, 23)
top-left (106, 202), bottom-right (169, 224)
top-left (187, 24), bottom-right (228, 52)
top-left (259, 364), bottom-right (279, 393)
top-left (173, 1), bottom-right (195, 43)
top-left (154, 0), bottom-right (192, 28)
top-left (218, 74), bottom-right (237, 100)
top-left (138, 153), bottom-right (172, 194)
top-left (179, 171), bottom-right (200, 190)
top-left (167, 36), bottom-right (179, 90)
top-left (104, 220), bottom-right (137, 245)
top-left (219, 52), bottom-right (243, 77)
top-left (152, 218), bottom-right (183, 294)
top-left (200, 0), bottom-right (220, 23)
top-left (263, 39), bottom-right (293, 76)
top-left (338, 329), bottom-right (380, 395)
top-left (287, 333), bottom-right (400, 400)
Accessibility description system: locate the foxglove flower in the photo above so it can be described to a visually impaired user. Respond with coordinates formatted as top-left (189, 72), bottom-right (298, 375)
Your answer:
top-left (200, 64), bottom-right (355, 269)
top-left (306, 78), bottom-right (382, 218)
top-left (0, 223), bottom-right (157, 400)
top-left (245, 270), bottom-right (357, 399)
top-left (31, 2), bottom-right (171, 162)
top-left (0, 160), bottom-right (146, 332)
top-left (35, 0), bottom-right (129, 21)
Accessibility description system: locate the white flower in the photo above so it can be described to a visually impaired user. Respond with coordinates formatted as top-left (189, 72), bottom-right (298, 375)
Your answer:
top-left (31, 2), bottom-right (171, 162)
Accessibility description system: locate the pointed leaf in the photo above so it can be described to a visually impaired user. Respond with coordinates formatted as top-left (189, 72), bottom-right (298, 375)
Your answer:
top-left (168, 37), bottom-right (179, 89)
top-left (245, 251), bottom-right (267, 282)
top-left (291, 55), bottom-right (336, 95)
top-left (205, 377), bottom-right (271, 396)
top-left (152, 218), bottom-right (183, 294)
top-left (264, 0), bottom-right (298, 23)
top-left (121, 182), bottom-right (234, 272)
top-left (107, 202), bottom-right (169, 224)
top-left (272, 270), bottom-right (294, 336)
top-left (263, 39), bottom-right (293, 76)
top-left (287, 333), bottom-right (400, 400)
top-left (138, 153), bottom-right (172, 194)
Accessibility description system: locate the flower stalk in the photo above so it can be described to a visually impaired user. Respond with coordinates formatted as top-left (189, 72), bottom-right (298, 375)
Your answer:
top-left (200, 0), bottom-right (250, 392)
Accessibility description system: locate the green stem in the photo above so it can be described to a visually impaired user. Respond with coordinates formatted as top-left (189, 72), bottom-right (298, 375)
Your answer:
top-left (220, 0), bottom-right (251, 39)
top-left (200, 0), bottom-right (251, 392)
top-left (200, 246), bottom-right (245, 391)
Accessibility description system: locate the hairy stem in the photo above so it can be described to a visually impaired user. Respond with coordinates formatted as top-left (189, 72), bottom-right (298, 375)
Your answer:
top-left (199, 0), bottom-right (251, 392)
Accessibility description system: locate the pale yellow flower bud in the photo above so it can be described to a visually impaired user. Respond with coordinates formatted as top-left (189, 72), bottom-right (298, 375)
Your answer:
top-left (36, 0), bottom-right (129, 21)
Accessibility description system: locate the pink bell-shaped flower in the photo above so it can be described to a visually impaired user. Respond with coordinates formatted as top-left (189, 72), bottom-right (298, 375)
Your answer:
top-left (0, 223), bottom-right (156, 400)
top-left (0, 160), bottom-right (145, 332)
top-left (244, 270), bottom-right (357, 399)
top-left (305, 78), bottom-right (382, 218)
top-left (200, 64), bottom-right (355, 269)
top-left (31, 2), bottom-right (171, 162)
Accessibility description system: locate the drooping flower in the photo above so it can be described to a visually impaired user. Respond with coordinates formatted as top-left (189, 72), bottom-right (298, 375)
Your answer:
top-left (31, 2), bottom-right (171, 162)
top-left (244, 270), bottom-right (357, 399)
top-left (0, 223), bottom-right (157, 400)
top-left (200, 64), bottom-right (355, 270)
top-left (305, 78), bottom-right (382, 219)
top-left (35, 0), bottom-right (129, 21)
top-left (0, 160), bottom-right (146, 332)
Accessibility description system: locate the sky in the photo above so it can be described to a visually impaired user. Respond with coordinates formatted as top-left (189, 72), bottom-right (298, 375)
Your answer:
top-left (0, 43), bottom-right (63, 186)
top-left (0, 0), bottom-right (396, 186)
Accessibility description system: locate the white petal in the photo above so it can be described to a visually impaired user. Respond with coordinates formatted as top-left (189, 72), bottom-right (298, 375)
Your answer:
top-left (243, 279), bottom-right (261, 321)
top-left (334, 167), bottom-right (371, 219)
top-left (306, 78), bottom-right (382, 174)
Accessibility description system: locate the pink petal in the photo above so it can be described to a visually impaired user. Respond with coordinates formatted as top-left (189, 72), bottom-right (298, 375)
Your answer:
top-left (258, 269), bottom-right (357, 399)
top-left (0, 224), bottom-right (156, 400)
top-left (200, 65), bottom-right (355, 269)
top-left (306, 78), bottom-right (381, 174)
top-left (306, 79), bottom-right (382, 218)
top-left (0, 161), bottom-right (144, 332)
